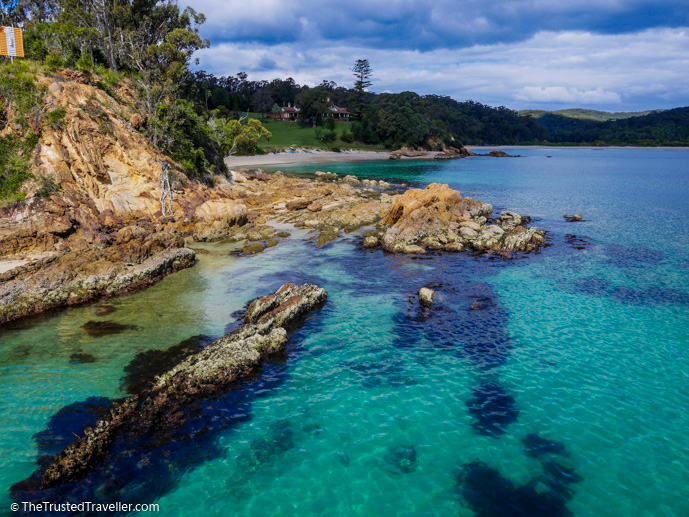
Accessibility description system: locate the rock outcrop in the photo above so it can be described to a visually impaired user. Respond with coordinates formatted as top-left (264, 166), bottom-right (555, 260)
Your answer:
top-left (389, 147), bottom-right (428, 159)
top-left (0, 234), bottom-right (195, 325)
top-left (23, 283), bottom-right (326, 489)
top-left (564, 214), bottom-right (584, 222)
top-left (363, 183), bottom-right (545, 254)
top-left (434, 145), bottom-right (475, 160)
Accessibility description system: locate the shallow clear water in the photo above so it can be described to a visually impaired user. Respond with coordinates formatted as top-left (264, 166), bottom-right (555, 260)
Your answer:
top-left (2, 148), bottom-right (689, 516)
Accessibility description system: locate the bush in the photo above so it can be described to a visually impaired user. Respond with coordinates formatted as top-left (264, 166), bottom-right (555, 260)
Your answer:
top-left (330, 146), bottom-right (341, 152)
top-left (46, 107), bottom-right (67, 129)
top-left (36, 175), bottom-right (60, 198)
top-left (340, 129), bottom-right (354, 143)
top-left (45, 49), bottom-right (65, 71)
top-left (75, 51), bottom-right (94, 72)
top-left (0, 135), bottom-right (32, 201)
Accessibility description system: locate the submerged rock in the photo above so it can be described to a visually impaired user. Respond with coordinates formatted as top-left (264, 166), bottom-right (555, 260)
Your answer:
top-left (24, 283), bottom-right (326, 490)
top-left (466, 382), bottom-right (519, 437)
top-left (241, 242), bottom-right (266, 255)
top-left (316, 227), bottom-right (340, 247)
top-left (82, 320), bottom-right (137, 337)
top-left (457, 460), bottom-right (575, 517)
top-left (94, 305), bottom-right (117, 317)
top-left (383, 444), bottom-right (418, 474)
top-left (523, 433), bottom-right (569, 458)
top-left (69, 352), bottom-right (97, 364)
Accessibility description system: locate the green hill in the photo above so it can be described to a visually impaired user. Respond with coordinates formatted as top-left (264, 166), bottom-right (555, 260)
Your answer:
top-left (247, 114), bottom-right (378, 151)
top-left (519, 108), bottom-right (660, 122)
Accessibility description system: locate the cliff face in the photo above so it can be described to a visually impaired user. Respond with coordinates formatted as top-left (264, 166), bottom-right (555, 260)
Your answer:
top-left (0, 70), bottom-right (247, 323)
top-left (0, 71), bottom-right (246, 259)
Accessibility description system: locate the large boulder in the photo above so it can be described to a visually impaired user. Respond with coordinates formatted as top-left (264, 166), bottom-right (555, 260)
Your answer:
top-left (194, 199), bottom-right (247, 225)
top-left (380, 183), bottom-right (492, 252)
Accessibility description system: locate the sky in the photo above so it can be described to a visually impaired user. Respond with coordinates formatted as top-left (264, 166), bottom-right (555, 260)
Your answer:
top-left (183, 0), bottom-right (689, 112)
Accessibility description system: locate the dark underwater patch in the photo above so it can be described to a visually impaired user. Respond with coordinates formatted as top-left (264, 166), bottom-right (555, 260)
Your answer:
top-left (121, 334), bottom-right (214, 395)
top-left (236, 419), bottom-right (296, 474)
top-left (523, 433), bottom-right (569, 459)
top-left (82, 320), bottom-right (137, 337)
top-left (457, 461), bottom-right (574, 517)
top-left (603, 244), bottom-right (664, 268)
top-left (540, 461), bottom-right (583, 500)
top-left (564, 234), bottom-right (593, 250)
top-left (382, 444), bottom-right (418, 475)
top-left (570, 277), bottom-right (612, 297)
top-left (466, 382), bottom-right (519, 437)
top-left (69, 352), bottom-right (97, 364)
top-left (611, 286), bottom-right (689, 306)
top-left (32, 397), bottom-right (112, 458)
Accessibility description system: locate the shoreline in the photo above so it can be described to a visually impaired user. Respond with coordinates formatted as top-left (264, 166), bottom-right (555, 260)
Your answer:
top-left (225, 145), bottom-right (689, 169)
top-left (225, 150), bottom-right (442, 168)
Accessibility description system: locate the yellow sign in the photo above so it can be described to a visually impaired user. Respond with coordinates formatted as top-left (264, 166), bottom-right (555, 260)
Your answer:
top-left (0, 27), bottom-right (24, 58)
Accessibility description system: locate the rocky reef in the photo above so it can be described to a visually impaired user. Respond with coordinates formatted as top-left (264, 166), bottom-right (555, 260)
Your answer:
top-left (15, 283), bottom-right (326, 490)
top-left (361, 183), bottom-right (545, 254)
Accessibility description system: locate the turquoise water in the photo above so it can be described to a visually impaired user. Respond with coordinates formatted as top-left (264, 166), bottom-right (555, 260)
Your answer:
top-left (2, 148), bottom-right (689, 516)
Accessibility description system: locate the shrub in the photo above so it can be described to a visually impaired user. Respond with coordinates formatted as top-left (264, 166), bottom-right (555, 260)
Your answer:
top-left (322, 130), bottom-right (337, 143)
top-left (330, 146), bottom-right (341, 152)
top-left (46, 107), bottom-right (67, 129)
top-left (0, 135), bottom-right (32, 201)
top-left (45, 49), bottom-right (65, 71)
top-left (340, 129), bottom-right (354, 143)
top-left (36, 175), bottom-right (60, 198)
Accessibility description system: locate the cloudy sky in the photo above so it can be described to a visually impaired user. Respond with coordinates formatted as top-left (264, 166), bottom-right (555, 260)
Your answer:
top-left (183, 0), bottom-right (689, 111)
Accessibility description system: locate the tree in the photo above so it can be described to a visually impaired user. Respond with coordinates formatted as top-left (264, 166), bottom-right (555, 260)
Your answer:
top-left (295, 87), bottom-right (331, 127)
top-left (252, 89), bottom-right (273, 118)
top-left (271, 103), bottom-right (281, 118)
top-left (351, 59), bottom-right (372, 121)
top-left (211, 117), bottom-right (271, 155)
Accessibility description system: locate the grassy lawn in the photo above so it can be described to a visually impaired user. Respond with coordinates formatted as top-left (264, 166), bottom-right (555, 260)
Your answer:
top-left (245, 113), bottom-right (381, 151)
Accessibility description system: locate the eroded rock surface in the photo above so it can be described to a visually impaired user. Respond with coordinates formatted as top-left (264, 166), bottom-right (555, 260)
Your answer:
top-left (362, 183), bottom-right (545, 253)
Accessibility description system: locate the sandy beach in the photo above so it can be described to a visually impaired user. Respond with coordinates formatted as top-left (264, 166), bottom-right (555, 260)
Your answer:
top-left (224, 149), bottom-right (443, 169)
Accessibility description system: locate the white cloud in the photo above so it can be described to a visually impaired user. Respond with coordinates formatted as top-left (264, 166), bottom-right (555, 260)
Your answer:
top-left (193, 28), bottom-right (689, 110)
top-left (516, 87), bottom-right (622, 104)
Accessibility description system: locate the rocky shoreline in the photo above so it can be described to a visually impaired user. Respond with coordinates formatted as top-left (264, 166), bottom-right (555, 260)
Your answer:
top-left (0, 171), bottom-right (546, 325)
top-left (13, 283), bottom-right (327, 492)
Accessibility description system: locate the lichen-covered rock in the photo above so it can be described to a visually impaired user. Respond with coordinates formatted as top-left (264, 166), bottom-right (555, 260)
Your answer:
top-left (194, 199), bottom-right (247, 225)
top-left (380, 183), bottom-right (491, 252)
top-left (342, 175), bottom-right (360, 185)
top-left (499, 211), bottom-right (522, 231)
top-left (316, 227), bottom-right (340, 247)
top-left (241, 242), bottom-right (266, 255)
